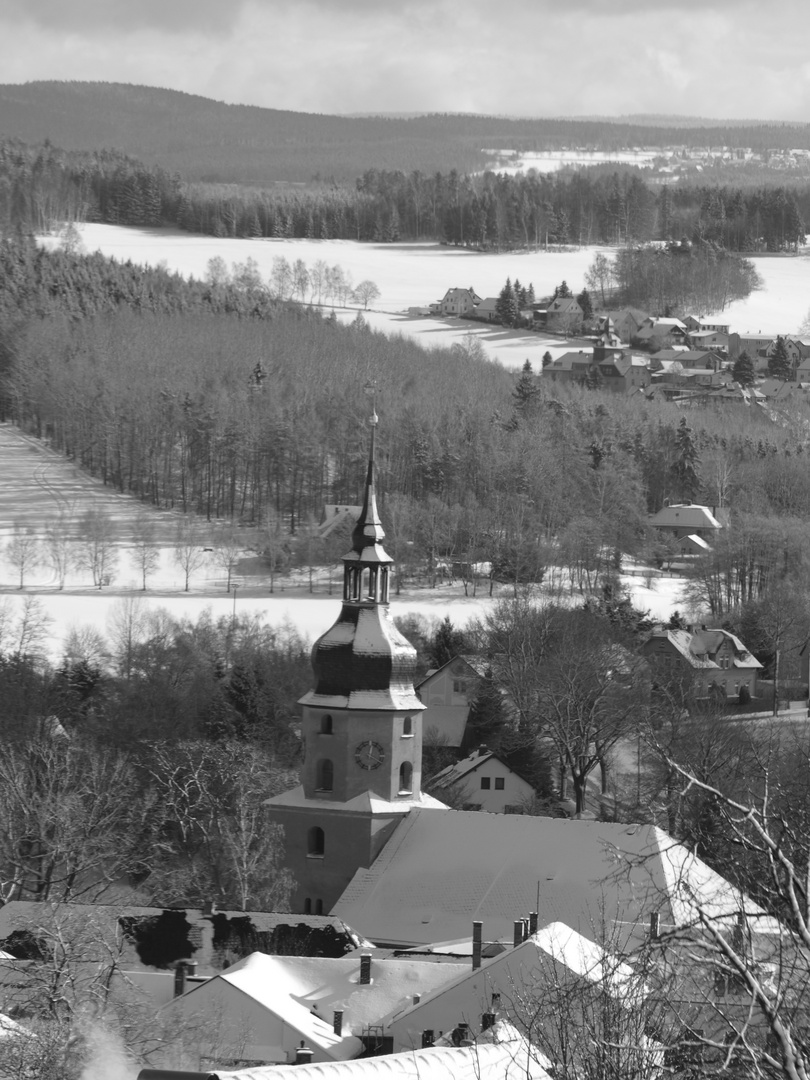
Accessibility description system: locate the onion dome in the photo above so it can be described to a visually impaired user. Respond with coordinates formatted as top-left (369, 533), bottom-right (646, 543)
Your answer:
top-left (300, 413), bottom-right (424, 712)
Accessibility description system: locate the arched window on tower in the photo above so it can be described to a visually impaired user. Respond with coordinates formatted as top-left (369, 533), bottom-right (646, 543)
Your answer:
top-left (402, 716), bottom-right (413, 737)
top-left (316, 760), bottom-right (334, 792)
top-left (308, 827), bottom-right (325, 857)
top-left (320, 714), bottom-right (333, 735)
top-left (399, 761), bottom-right (413, 794)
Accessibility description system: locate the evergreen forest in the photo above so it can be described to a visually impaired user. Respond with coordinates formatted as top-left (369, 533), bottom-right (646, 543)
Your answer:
top-left (1, 138), bottom-right (807, 253)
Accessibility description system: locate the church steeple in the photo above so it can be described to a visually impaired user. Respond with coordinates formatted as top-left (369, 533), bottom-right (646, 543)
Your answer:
top-left (267, 405), bottom-right (442, 917)
top-left (301, 411), bottom-right (423, 712)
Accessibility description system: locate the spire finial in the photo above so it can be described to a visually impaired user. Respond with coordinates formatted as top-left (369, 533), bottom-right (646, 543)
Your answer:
top-left (351, 381), bottom-right (386, 556)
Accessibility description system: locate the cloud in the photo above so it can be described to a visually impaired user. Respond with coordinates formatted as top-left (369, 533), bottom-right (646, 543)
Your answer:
top-left (0, 0), bottom-right (249, 34)
top-left (0, 0), bottom-right (809, 121)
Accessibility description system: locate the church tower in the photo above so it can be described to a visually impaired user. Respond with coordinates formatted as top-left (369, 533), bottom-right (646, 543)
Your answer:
top-left (266, 410), bottom-right (445, 915)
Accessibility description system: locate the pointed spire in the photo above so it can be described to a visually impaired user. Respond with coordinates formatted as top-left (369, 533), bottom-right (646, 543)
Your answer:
top-left (350, 406), bottom-right (387, 555)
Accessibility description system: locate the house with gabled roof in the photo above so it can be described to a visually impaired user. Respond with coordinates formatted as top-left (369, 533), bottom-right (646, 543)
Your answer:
top-left (688, 329), bottom-right (728, 353)
top-left (640, 627), bottom-right (762, 699)
top-left (593, 308), bottom-right (648, 343)
top-left (634, 317), bottom-right (688, 346)
top-left (473, 297), bottom-right (501, 322)
top-left (649, 502), bottom-right (724, 542)
top-left (165, 951), bottom-right (468, 1066)
top-left (545, 296), bottom-right (583, 334)
top-left (428, 746), bottom-right (536, 813)
top-left (383, 922), bottom-right (650, 1059)
top-left (439, 288), bottom-right (482, 317)
top-left (415, 656), bottom-right (488, 749)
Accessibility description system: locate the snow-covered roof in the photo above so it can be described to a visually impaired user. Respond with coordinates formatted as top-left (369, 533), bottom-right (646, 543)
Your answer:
top-left (381, 922), bottom-right (641, 1035)
top-left (430, 748), bottom-right (496, 787)
top-left (216, 1034), bottom-right (550, 1080)
top-left (332, 810), bottom-right (775, 948)
top-left (676, 533), bottom-right (710, 550)
top-left (649, 503), bottom-right (723, 531)
top-left (171, 951), bottom-right (468, 1060)
top-left (643, 628), bottom-right (762, 671)
top-left (265, 785), bottom-right (449, 816)
top-left (0, 1012), bottom-right (31, 1040)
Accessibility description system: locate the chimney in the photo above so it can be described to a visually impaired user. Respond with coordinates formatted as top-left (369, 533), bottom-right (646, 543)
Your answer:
top-left (333, 1010), bottom-right (343, 1036)
top-left (481, 1012), bottom-right (496, 1030)
top-left (295, 1044), bottom-right (314, 1065)
top-left (359, 953), bottom-right (372, 984)
top-left (472, 921), bottom-right (483, 970)
top-left (529, 911), bottom-right (538, 935)
top-left (413, 994), bottom-right (421, 1005)
top-left (202, 900), bottom-right (217, 916)
top-left (649, 912), bottom-right (661, 941)
top-left (513, 920), bottom-right (523, 947)
top-left (173, 962), bottom-right (187, 998)
top-left (185, 960), bottom-right (198, 977)
top-left (421, 1031), bottom-right (435, 1048)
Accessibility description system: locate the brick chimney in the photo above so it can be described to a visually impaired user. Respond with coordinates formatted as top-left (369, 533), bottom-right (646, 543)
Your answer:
top-left (649, 912), bottom-right (660, 941)
top-left (529, 911), bottom-right (538, 935)
top-left (472, 921), bottom-right (483, 970)
top-left (295, 1044), bottom-right (314, 1065)
top-left (513, 920), bottom-right (523, 947)
top-left (359, 953), bottom-right (372, 984)
top-left (333, 1010), bottom-right (343, 1036)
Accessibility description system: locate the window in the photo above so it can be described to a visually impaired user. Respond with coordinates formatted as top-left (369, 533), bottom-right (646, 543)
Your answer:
top-left (494, 777), bottom-right (505, 790)
top-left (399, 761), bottom-right (413, 794)
top-left (402, 717), bottom-right (413, 737)
top-left (316, 759), bottom-right (334, 792)
top-left (453, 679), bottom-right (467, 694)
top-left (320, 714), bottom-right (333, 735)
top-left (307, 827), bottom-right (325, 857)
top-left (481, 777), bottom-right (491, 790)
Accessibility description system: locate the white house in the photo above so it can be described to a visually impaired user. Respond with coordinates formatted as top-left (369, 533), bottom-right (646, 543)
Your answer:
top-left (416, 657), bottom-right (487, 748)
top-left (166, 951), bottom-right (469, 1066)
top-left (428, 747), bottom-right (535, 813)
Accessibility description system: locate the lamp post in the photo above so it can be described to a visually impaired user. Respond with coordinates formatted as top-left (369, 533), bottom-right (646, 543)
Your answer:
top-left (232, 582), bottom-right (240, 629)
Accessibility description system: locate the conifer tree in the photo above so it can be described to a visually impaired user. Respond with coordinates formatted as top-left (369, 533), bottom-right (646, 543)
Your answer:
top-left (767, 336), bottom-right (792, 380)
top-left (672, 417), bottom-right (701, 500)
top-left (732, 350), bottom-right (756, 387)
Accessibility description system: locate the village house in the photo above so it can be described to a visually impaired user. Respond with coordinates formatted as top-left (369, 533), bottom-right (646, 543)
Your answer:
top-left (438, 287), bottom-right (482, 317)
top-left (728, 331), bottom-right (776, 359)
top-left (634, 316), bottom-right (689, 347)
top-left (640, 626), bottom-right (762, 700)
top-left (683, 316), bottom-right (730, 334)
top-left (164, 951), bottom-right (470, 1065)
top-left (473, 297), bottom-right (501, 323)
top-left (687, 329), bottom-right (729, 353)
top-left (427, 746), bottom-right (536, 813)
top-left (416, 656), bottom-right (487, 749)
top-left (544, 295), bottom-right (583, 334)
top-left (652, 349), bottom-right (725, 371)
top-left (546, 347), bottom-right (650, 393)
top-left (648, 501), bottom-right (725, 543)
top-left (593, 308), bottom-right (648, 343)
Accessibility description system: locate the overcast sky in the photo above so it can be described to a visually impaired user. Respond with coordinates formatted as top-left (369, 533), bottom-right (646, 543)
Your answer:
top-left (2, 0), bottom-right (810, 121)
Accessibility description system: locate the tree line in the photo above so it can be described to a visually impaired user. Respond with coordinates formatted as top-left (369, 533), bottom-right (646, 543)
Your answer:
top-left (1, 138), bottom-right (807, 253)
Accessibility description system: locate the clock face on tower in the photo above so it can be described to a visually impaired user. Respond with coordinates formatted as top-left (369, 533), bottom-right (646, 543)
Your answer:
top-left (354, 740), bottom-right (385, 770)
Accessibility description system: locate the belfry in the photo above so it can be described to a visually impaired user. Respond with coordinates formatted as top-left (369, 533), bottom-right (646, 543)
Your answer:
top-left (266, 409), bottom-right (445, 914)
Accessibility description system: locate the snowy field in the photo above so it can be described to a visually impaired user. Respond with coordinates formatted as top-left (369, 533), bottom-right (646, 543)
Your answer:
top-left (40, 225), bottom-right (605, 370)
top-left (0, 425), bottom-right (686, 664)
top-left (483, 149), bottom-right (660, 175)
top-left (41, 224), bottom-right (810, 361)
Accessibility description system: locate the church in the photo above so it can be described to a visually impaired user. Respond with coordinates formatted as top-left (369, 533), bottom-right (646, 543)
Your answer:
top-left (267, 412), bottom-right (766, 951)
top-left (265, 411), bottom-right (447, 915)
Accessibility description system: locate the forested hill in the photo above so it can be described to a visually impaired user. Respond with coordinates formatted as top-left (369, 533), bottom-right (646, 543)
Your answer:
top-left (2, 82), bottom-right (810, 184)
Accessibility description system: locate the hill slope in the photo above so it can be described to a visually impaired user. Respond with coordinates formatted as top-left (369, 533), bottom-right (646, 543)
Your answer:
top-left (2, 82), bottom-right (810, 184)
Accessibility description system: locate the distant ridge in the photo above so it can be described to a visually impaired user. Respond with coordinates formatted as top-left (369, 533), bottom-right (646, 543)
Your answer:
top-left (1, 82), bottom-right (809, 184)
